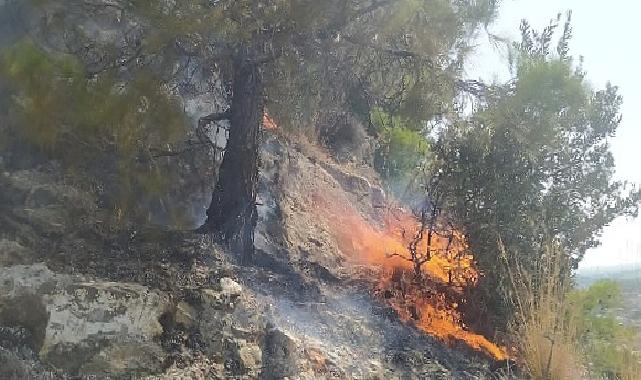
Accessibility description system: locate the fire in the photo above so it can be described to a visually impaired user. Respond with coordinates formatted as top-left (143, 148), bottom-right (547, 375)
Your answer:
top-left (311, 191), bottom-right (507, 360)
top-left (263, 111), bottom-right (278, 130)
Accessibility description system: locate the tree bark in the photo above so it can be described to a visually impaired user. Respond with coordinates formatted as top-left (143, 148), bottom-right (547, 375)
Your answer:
top-left (200, 56), bottom-right (263, 261)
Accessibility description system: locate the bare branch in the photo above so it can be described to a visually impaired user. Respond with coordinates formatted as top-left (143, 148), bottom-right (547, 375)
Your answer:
top-left (387, 252), bottom-right (414, 262)
top-left (342, 35), bottom-right (431, 63)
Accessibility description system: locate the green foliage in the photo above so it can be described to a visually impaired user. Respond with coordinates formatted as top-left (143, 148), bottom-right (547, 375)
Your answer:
top-left (0, 39), bottom-right (187, 222)
top-left (436, 16), bottom-right (640, 328)
top-left (571, 280), bottom-right (621, 313)
top-left (3, 0), bottom-right (499, 231)
top-left (128, 0), bottom-right (497, 134)
top-left (567, 280), bottom-right (640, 379)
top-left (371, 108), bottom-right (430, 195)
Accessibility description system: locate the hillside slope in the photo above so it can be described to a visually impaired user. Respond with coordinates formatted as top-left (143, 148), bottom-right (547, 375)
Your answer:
top-left (0, 1), bottom-right (507, 378)
top-left (0, 132), bottom-right (507, 379)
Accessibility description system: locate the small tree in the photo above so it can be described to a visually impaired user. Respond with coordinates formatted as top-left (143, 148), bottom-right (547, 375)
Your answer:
top-left (0, 40), bottom-right (188, 223)
top-left (437, 14), bottom-right (641, 326)
top-left (131, 0), bottom-right (499, 259)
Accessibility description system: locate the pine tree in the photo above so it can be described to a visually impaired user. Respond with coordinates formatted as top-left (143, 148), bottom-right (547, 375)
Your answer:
top-left (132, 0), bottom-right (498, 259)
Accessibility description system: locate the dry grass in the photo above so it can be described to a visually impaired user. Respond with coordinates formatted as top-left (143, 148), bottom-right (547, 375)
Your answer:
top-left (501, 239), bottom-right (641, 379)
top-left (616, 350), bottom-right (641, 380)
top-left (499, 239), bottom-right (584, 380)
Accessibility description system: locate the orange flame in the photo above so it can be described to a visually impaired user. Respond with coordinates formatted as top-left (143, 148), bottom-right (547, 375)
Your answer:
top-left (310, 191), bottom-right (507, 360)
top-left (263, 111), bottom-right (278, 130)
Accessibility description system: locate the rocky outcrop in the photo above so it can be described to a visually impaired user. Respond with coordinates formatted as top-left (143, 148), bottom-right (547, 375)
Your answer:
top-left (260, 327), bottom-right (300, 380)
top-left (0, 260), bottom-right (271, 379)
top-left (0, 265), bottom-right (170, 376)
top-left (0, 134), bottom-right (501, 379)
top-left (0, 162), bottom-right (270, 378)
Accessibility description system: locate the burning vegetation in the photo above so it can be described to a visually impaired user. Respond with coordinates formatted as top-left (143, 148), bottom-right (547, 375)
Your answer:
top-left (263, 111), bottom-right (278, 131)
top-left (263, 104), bottom-right (507, 361)
top-left (311, 190), bottom-right (508, 361)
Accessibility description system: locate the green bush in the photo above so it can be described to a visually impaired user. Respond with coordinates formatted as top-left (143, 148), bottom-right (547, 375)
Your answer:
top-left (371, 107), bottom-right (430, 196)
top-left (568, 280), bottom-right (641, 379)
top-left (0, 39), bottom-right (188, 223)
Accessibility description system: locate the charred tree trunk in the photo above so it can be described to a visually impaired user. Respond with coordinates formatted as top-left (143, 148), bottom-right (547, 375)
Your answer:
top-left (200, 56), bottom-right (263, 261)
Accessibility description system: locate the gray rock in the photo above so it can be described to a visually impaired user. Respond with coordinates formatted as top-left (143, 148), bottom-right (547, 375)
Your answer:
top-left (371, 186), bottom-right (386, 209)
top-left (175, 301), bottom-right (198, 328)
top-left (260, 327), bottom-right (300, 380)
top-left (226, 338), bottom-right (262, 375)
top-left (320, 161), bottom-right (372, 196)
top-left (220, 277), bottom-right (243, 297)
top-left (0, 264), bottom-right (170, 377)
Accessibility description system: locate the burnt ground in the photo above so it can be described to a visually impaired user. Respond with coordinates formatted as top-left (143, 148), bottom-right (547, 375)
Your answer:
top-left (222, 134), bottom-right (512, 379)
top-left (0, 134), bottom-right (515, 379)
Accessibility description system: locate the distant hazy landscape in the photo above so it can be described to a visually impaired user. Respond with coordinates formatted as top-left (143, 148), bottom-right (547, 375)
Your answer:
top-left (577, 266), bottom-right (641, 350)
top-left (578, 264), bottom-right (641, 286)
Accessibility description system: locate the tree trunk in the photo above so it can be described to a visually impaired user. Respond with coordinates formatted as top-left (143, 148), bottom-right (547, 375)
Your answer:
top-left (201, 56), bottom-right (263, 261)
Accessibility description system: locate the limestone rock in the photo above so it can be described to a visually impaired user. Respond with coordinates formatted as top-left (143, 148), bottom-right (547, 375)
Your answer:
top-left (175, 301), bottom-right (198, 328)
top-left (237, 343), bottom-right (262, 371)
top-left (220, 277), bottom-right (243, 297)
top-left (0, 264), bottom-right (170, 377)
top-left (77, 342), bottom-right (165, 378)
top-left (198, 284), bottom-right (264, 362)
top-left (225, 338), bottom-right (262, 375)
top-left (320, 161), bottom-right (372, 196)
top-left (260, 327), bottom-right (300, 380)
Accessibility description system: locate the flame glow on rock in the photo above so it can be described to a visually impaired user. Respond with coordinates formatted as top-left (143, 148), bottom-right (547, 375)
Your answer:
top-left (311, 191), bottom-right (507, 361)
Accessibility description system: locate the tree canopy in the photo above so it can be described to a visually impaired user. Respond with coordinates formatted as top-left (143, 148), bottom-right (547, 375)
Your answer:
top-left (435, 15), bottom-right (640, 323)
top-left (0, 39), bottom-right (188, 222)
top-left (124, 0), bottom-right (500, 252)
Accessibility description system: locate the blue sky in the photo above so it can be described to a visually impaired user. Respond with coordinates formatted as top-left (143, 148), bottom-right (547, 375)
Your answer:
top-left (467, 0), bottom-right (641, 269)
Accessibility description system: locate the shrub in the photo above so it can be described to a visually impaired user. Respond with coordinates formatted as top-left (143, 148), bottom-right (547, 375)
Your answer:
top-left (501, 240), bottom-right (584, 380)
top-left (371, 107), bottom-right (430, 197)
top-left (0, 39), bottom-right (188, 223)
top-left (568, 280), bottom-right (641, 379)
top-left (503, 239), bottom-right (641, 379)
